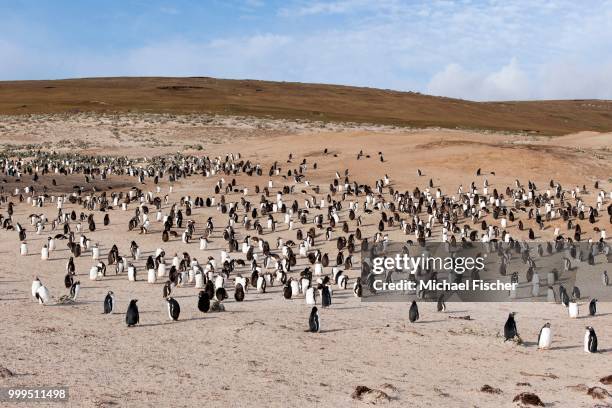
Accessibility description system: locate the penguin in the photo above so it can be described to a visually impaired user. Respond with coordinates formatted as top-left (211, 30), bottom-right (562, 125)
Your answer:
top-left (308, 306), bottom-right (320, 333)
top-left (589, 299), bottom-right (597, 316)
top-left (568, 299), bottom-right (579, 318)
top-left (537, 322), bottom-right (552, 350)
top-left (436, 294), bottom-right (446, 312)
top-left (572, 286), bottom-right (581, 299)
top-left (234, 283), bottom-right (245, 302)
top-left (584, 326), bottom-right (598, 353)
top-left (503, 312), bottom-right (518, 341)
top-left (70, 281), bottom-right (81, 301)
top-left (283, 283), bottom-right (292, 300)
top-left (162, 281), bottom-right (172, 298)
top-left (559, 286), bottom-right (570, 307)
top-left (409, 300), bottom-right (419, 323)
top-left (321, 285), bottom-right (331, 307)
top-left (31, 276), bottom-right (42, 299)
top-left (353, 278), bottom-right (362, 297)
top-left (305, 287), bottom-right (316, 305)
top-left (256, 275), bottom-right (266, 293)
top-left (198, 291), bottom-right (211, 312)
top-left (604, 271), bottom-right (609, 286)
top-left (166, 297), bottom-right (180, 321)
top-left (103, 291), bottom-right (115, 314)
top-left (126, 299), bottom-right (139, 327)
top-left (35, 284), bottom-right (51, 305)
top-left (215, 287), bottom-right (228, 301)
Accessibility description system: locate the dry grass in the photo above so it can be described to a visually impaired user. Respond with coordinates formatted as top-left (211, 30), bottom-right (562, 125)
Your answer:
top-left (1, 77), bottom-right (612, 135)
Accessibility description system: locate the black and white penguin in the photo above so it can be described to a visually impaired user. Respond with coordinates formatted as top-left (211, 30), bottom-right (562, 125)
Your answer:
top-left (35, 284), bottom-right (51, 305)
top-left (589, 299), bottom-right (598, 316)
top-left (537, 322), bottom-right (552, 349)
top-left (604, 270), bottom-right (609, 286)
top-left (126, 299), bottom-right (139, 327)
top-left (198, 291), bottom-right (211, 312)
top-left (283, 283), bottom-right (292, 300)
top-left (308, 306), bottom-right (320, 333)
top-left (436, 294), bottom-right (446, 312)
top-left (584, 326), bottom-right (598, 353)
top-left (162, 281), bottom-right (172, 298)
top-left (31, 276), bottom-right (42, 299)
top-left (409, 300), bottom-right (419, 323)
top-left (70, 281), bottom-right (80, 301)
top-left (234, 283), bottom-right (245, 302)
top-left (166, 297), bottom-right (180, 321)
top-left (103, 291), bottom-right (115, 314)
top-left (504, 312), bottom-right (518, 341)
top-left (353, 277), bottom-right (362, 297)
top-left (321, 285), bottom-right (332, 307)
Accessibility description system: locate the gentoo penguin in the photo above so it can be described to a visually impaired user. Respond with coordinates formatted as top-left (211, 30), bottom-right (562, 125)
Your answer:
top-left (198, 291), bottom-right (211, 312)
top-left (603, 271), bottom-right (609, 286)
top-left (166, 297), bottom-right (180, 321)
top-left (234, 283), bottom-right (245, 302)
top-left (256, 275), bottom-right (266, 293)
top-left (70, 281), bottom-right (81, 301)
top-left (215, 287), bottom-right (228, 301)
top-left (308, 306), bottom-right (320, 333)
top-left (35, 284), bottom-right (50, 305)
top-left (126, 299), bottom-right (139, 327)
top-left (568, 299), bottom-right (579, 318)
top-left (436, 294), bottom-right (446, 312)
top-left (409, 300), bottom-right (419, 323)
top-left (589, 299), bottom-right (598, 316)
top-left (283, 283), bottom-right (292, 300)
top-left (537, 322), bottom-right (552, 350)
top-left (503, 312), bottom-right (518, 341)
top-left (353, 277), bottom-right (362, 297)
top-left (305, 287), bottom-right (316, 305)
top-left (162, 281), bottom-right (172, 298)
top-left (584, 326), bottom-right (598, 353)
top-left (572, 286), bottom-right (581, 299)
top-left (31, 277), bottom-right (42, 299)
top-left (321, 285), bottom-right (332, 307)
top-left (103, 291), bottom-right (115, 314)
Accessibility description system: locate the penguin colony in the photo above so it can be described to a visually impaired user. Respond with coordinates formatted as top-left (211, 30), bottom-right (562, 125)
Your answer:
top-left (4, 149), bottom-right (609, 352)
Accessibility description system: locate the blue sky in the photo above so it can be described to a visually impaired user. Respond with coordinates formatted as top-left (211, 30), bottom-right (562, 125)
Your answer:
top-left (1, 0), bottom-right (611, 100)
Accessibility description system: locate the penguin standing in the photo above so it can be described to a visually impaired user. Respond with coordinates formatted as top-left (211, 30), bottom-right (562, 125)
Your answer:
top-left (283, 283), bottom-right (292, 300)
top-left (166, 297), bottom-right (180, 321)
top-left (198, 291), bottom-right (211, 312)
top-left (234, 284), bottom-right (245, 302)
top-left (35, 284), bottom-right (51, 305)
top-left (589, 299), bottom-right (597, 316)
top-left (503, 312), bottom-right (518, 341)
top-left (603, 271), bottom-right (609, 287)
top-left (31, 277), bottom-right (42, 299)
top-left (321, 285), bottom-right (331, 307)
top-left (126, 299), bottom-right (139, 327)
top-left (568, 299), bottom-right (579, 318)
top-left (162, 281), bottom-right (172, 298)
top-left (70, 281), bottom-right (81, 301)
top-left (305, 287), bottom-right (316, 305)
top-left (584, 326), bottom-right (598, 353)
top-left (308, 306), bottom-right (320, 333)
top-left (409, 300), bottom-right (419, 323)
top-left (537, 322), bottom-right (552, 349)
top-left (103, 291), bottom-right (115, 314)
top-left (436, 294), bottom-right (446, 312)
top-left (353, 277), bottom-right (362, 297)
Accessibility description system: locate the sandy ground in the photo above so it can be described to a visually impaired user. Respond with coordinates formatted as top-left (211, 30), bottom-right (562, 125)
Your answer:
top-left (0, 114), bottom-right (611, 407)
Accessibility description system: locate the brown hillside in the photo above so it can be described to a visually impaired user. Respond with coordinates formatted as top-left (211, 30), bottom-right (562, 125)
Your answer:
top-left (1, 77), bottom-right (611, 135)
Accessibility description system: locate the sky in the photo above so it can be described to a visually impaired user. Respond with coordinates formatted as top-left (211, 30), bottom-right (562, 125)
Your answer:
top-left (1, 0), bottom-right (611, 101)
